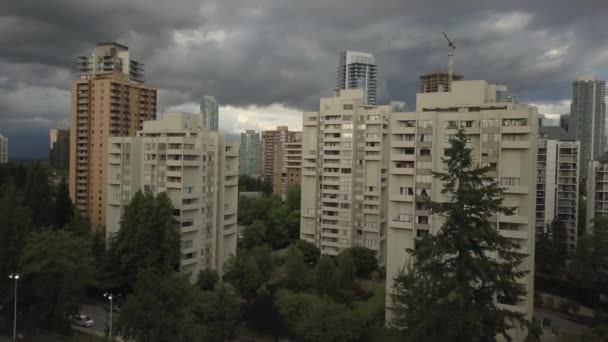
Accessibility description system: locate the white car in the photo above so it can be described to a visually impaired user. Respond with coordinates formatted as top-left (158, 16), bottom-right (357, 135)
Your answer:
top-left (71, 314), bottom-right (94, 328)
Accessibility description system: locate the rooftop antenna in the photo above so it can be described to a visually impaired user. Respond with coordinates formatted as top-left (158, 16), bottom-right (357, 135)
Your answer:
top-left (443, 32), bottom-right (456, 90)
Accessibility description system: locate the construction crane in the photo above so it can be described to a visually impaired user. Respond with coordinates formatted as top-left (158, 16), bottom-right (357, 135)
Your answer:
top-left (443, 32), bottom-right (456, 90)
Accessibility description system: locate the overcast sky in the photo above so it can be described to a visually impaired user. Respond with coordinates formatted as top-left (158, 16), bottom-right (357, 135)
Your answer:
top-left (1, 0), bottom-right (607, 158)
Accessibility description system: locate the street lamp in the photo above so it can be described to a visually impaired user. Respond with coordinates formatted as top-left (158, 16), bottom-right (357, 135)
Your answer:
top-left (104, 292), bottom-right (120, 341)
top-left (8, 274), bottom-right (19, 342)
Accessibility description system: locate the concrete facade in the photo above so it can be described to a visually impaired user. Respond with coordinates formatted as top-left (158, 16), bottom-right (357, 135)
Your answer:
top-left (300, 89), bottom-right (389, 262)
top-left (106, 112), bottom-right (238, 280)
top-left (273, 139), bottom-right (303, 198)
top-left (261, 126), bottom-right (300, 185)
top-left (570, 79), bottom-right (606, 177)
top-left (0, 134), bottom-right (7, 163)
top-left (337, 51), bottom-right (378, 105)
top-left (536, 127), bottom-right (579, 253)
top-left (586, 152), bottom-right (608, 233)
top-left (239, 130), bottom-right (261, 177)
top-left (200, 95), bottom-right (219, 131)
top-left (50, 128), bottom-right (70, 170)
top-left (385, 80), bottom-right (537, 341)
top-left (69, 42), bottom-right (157, 231)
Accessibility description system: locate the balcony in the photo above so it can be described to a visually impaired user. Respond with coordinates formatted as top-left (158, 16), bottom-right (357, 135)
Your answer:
top-left (501, 140), bottom-right (530, 149)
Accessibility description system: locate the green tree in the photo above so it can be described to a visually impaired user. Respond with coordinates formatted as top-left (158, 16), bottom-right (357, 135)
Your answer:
top-left (240, 219), bottom-right (267, 250)
top-left (284, 245), bottom-right (310, 290)
top-left (294, 240), bottom-right (320, 265)
top-left (337, 251), bottom-right (356, 289)
top-left (285, 184), bottom-right (301, 212)
top-left (19, 230), bottom-right (96, 330)
top-left (344, 246), bottom-right (378, 278)
top-left (106, 191), bottom-right (180, 291)
top-left (314, 256), bottom-right (338, 297)
top-left (198, 284), bottom-right (242, 342)
top-left (535, 219), bottom-right (567, 274)
top-left (54, 177), bottom-right (73, 229)
top-left (295, 297), bottom-right (362, 342)
top-left (578, 196), bottom-right (587, 236)
top-left (569, 216), bottom-right (608, 304)
top-left (23, 162), bottom-right (54, 228)
top-left (0, 183), bottom-right (33, 286)
top-left (391, 130), bottom-right (527, 341)
top-left (197, 269), bottom-right (219, 291)
top-left (224, 246), bottom-right (274, 299)
top-left (118, 270), bottom-right (201, 342)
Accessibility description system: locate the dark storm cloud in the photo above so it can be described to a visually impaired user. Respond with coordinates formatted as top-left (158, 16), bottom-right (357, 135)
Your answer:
top-left (1, 0), bottom-right (607, 156)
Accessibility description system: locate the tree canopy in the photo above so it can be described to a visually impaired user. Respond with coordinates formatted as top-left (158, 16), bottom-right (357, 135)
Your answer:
top-left (391, 129), bottom-right (528, 341)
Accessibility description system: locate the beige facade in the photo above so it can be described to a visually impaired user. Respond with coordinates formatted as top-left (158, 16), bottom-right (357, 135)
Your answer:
top-left (536, 127), bottom-right (579, 253)
top-left (261, 126), bottom-right (300, 184)
top-left (586, 152), bottom-right (608, 232)
top-left (106, 112), bottom-right (238, 280)
top-left (300, 89), bottom-right (389, 262)
top-left (385, 80), bottom-right (537, 340)
top-left (273, 139), bottom-right (303, 198)
top-left (69, 42), bottom-right (157, 231)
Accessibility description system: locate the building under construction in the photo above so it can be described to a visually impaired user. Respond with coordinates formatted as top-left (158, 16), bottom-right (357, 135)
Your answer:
top-left (418, 72), bottom-right (464, 93)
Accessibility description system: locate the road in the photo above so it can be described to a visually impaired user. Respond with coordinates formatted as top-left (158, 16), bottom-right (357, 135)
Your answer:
top-left (76, 302), bottom-right (112, 337)
top-left (534, 308), bottom-right (591, 341)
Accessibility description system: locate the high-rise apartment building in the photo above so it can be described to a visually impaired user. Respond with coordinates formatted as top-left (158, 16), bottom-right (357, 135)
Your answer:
top-left (560, 114), bottom-right (571, 132)
top-left (0, 134), bottom-right (7, 163)
top-left (385, 80), bottom-right (537, 340)
top-left (300, 89), bottom-right (390, 262)
top-left (70, 42), bottom-right (157, 230)
top-left (337, 51), bottom-right (378, 105)
top-left (586, 152), bottom-right (608, 233)
top-left (240, 130), bottom-right (261, 177)
top-left (536, 127), bottom-right (579, 253)
top-left (261, 126), bottom-right (300, 184)
top-left (50, 128), bottom-right (70, 170)
top-left (418, 72), bottom-right (464, 93)
top-left (570, 78), bottom-right (606, 177)
top-left (273, 138), bottom-right (303, 198)
top-left (106, 112), bottom-right (238, 279)
top-left (200, 95), bottom-right (219, 131)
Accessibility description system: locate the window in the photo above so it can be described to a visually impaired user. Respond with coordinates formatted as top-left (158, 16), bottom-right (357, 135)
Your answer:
top-left (181, 219), bottom-right (194, 227)
top-left (342, 124), bottom-right (353, 130)
top-left (417, 161), bottom-right (431, 169)
top-left (418, 120), bottom-right (432, 128)
top-left (343, 104), bottom-right (354, 110)
top-left (482, 133), bottom-right (500, 142)
top-left (416, 216), bottom-right (429, 224)
top-left (416, 175), bottom-right (432, 183)
top-left (461, 120), bottom-right (478, 128)
top-left (399, 187), bottom-right (414, 196)
top-left (481, 148), bottom-right (498, 157)
top-left (502, 119), bottom-right (527, 126)
top-left (400, 120), bottom-right (416, 127)
top-left (501, 177), bottom-right (520, 186)
top-left (482, 119), bottom-right (500, 127)
top-left (396, 213), bottom-right (411, 222)
top-left (418, 148), bottom-right (431, 156)
top-left (419, 134), bottom-right (432, 142)
top-left (446, 121), bottom-right (458, 129)
top-left (343, 133), bottom-right (353, 138)
top-left (342, 142), bottom-right (352, 147)
top-left (342, 115), bottom-right (352, 121)
top-left (181, 240), bottom-right (193, 249)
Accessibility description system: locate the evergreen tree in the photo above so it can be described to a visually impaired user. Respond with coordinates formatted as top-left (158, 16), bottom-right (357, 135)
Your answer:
top-left (314, 256), bottom-right (338, 297)
top-left (391, 129), bottom-right (527, 341)
top-left (535, 219), bottom-right (567, 274)
top-left (198, 284), bottom-right (242, 342)
top-left (54, 177), bottom-right (73, 229)
top-left (197, 269), bottom-right (219, 291)
top-left (106, 191), bottom-right (180, 291)
top-left (23, 162), bottom-right (54, 228)
top-left (19, 230), bottom-right (96, 330)
top-left (284, 245), bottom-right (309, 290)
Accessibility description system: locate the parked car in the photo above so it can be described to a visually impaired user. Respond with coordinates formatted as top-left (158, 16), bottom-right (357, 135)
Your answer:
top-left (70, 314), bottom-right (94, 328)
